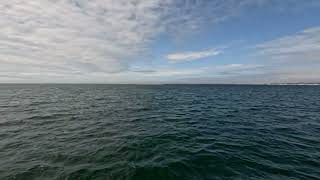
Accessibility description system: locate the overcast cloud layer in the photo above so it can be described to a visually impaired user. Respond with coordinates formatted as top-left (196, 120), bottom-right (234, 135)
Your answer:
top-left (0, 0), bottom-right (320, 83)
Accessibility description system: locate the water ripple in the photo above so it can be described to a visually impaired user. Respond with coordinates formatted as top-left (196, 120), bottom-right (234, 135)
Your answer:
top-left (0, 84), bottom-right (319, 180)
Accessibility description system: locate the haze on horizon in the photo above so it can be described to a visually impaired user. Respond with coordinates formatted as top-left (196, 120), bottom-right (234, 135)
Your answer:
top-left (1, 0), bottom-right (320, 84)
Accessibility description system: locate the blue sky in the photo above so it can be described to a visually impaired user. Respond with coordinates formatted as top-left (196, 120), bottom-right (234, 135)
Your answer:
top-left (0, 0), bottom-right (320, 83)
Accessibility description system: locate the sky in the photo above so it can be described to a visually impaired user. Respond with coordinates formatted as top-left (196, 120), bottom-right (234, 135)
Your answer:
top-left (0, 0), bottom-right (320, 84)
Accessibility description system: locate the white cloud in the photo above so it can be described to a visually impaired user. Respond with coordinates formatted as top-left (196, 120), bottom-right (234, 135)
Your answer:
top-left (0, 0), bottom-right (248, 77)
top-left (0, 0), bottom-right (167, 74)
top-left (256, 27), bottom-right (320, 63)
top-left (1, 0), bottom-right (319, 83)
top-left (167, 49), bottom-right (222, 62)
top-left (0, 0), bottom-right (281, 81)
top-left (245, 27), bottom-right (320, 83)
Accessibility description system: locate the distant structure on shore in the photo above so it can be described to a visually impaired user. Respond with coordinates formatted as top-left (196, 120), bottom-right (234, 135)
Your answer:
top-left (269, 82), bottom-right (320, 86)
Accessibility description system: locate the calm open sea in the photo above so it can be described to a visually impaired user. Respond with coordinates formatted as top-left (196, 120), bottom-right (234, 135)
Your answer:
top-left (0, 84), bottom-right (319, 180)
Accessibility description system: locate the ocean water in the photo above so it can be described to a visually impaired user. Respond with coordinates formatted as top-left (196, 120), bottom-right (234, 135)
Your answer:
top-left (0, 84), bottom-right (319, 180)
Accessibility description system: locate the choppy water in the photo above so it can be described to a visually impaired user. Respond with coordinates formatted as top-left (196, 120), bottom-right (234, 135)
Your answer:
top-left (0, 84), bottom-right (320, 180)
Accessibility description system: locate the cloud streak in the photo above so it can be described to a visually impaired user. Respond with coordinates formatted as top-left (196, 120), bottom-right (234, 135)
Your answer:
top-left (167, 49), bottom-right (222, 62)
top-left (256, 27), bottom-right (320, 63)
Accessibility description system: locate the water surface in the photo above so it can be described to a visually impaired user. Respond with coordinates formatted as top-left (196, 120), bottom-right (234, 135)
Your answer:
top-left (0, 84), bottom-right (319, 180)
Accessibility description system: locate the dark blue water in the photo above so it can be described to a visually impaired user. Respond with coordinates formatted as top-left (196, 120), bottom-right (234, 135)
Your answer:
top-left (0, 84), bottom-right (319, 180)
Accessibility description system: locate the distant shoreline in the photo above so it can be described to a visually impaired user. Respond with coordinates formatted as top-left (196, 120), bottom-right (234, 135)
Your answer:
top-left (0, 83), bottom-right (319, 86)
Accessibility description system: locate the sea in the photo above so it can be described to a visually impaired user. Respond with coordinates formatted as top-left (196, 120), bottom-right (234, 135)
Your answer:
top-left (0, 84), bottom-right (319, 180)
